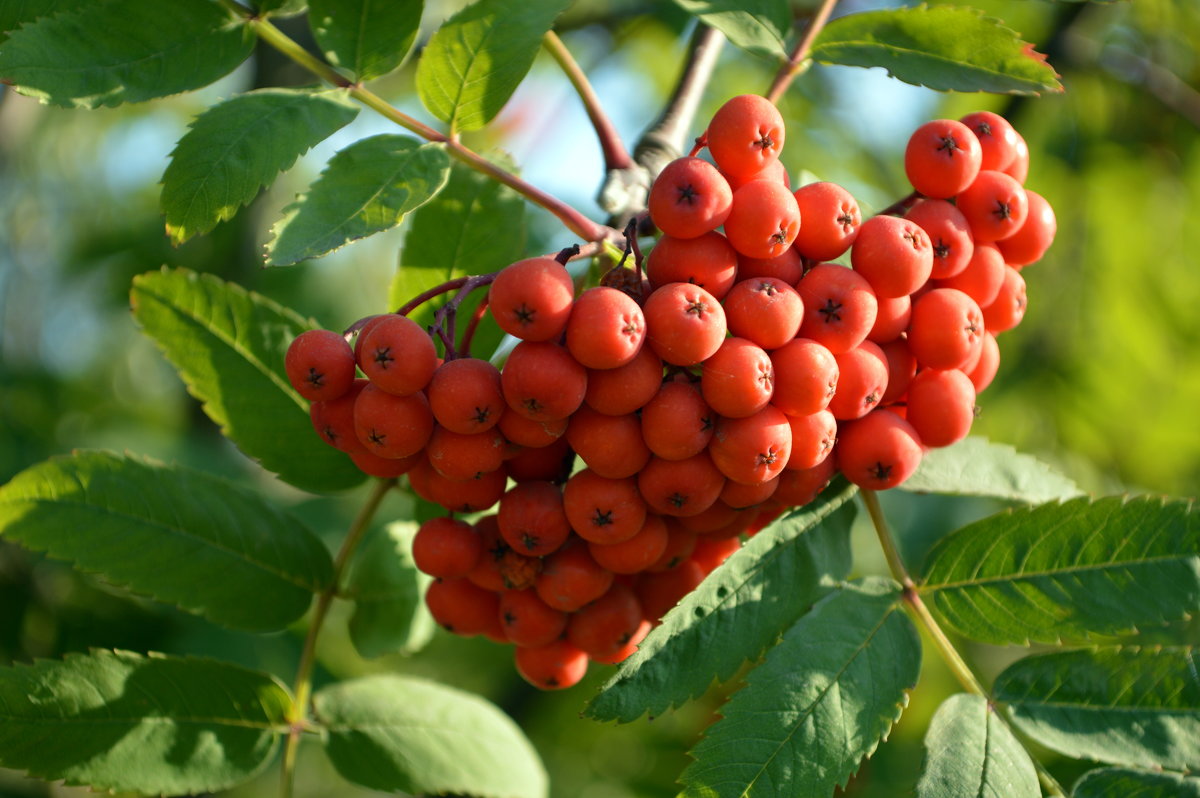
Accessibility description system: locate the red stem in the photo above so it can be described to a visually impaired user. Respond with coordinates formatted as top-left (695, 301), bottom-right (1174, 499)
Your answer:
top-left (765, 0), bottom-right (840, 105)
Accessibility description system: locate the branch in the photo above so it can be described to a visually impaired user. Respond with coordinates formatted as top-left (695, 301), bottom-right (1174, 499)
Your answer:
top-left (542, 31), bottom-right (633, 170)
top-left (765, 0), bottom-right (840, 105)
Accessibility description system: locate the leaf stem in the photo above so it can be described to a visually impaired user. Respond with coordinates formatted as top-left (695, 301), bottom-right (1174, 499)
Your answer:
top-left (765, 0), bottom-right (840, 104)
top-left (279, 477), bottom-right (396, 798)
top-left (859, 489), bottom-right (1067, 797)
top-left (542, 31), bottom-right (633, 171)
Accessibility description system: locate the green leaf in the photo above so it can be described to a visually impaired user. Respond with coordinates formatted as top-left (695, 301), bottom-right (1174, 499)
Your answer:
top-left (811, 6), bottom-right (1063, 95)
top-left (308, 0), bottom-right (422, 82)
top-left (996, 646), bottom-right (1200, 771)
top-left (416, 0), bottom-right (571, 133)
top-left (315, 674), bottom-right (547, 798)
top-left (0, 0), bottom-right (254, 108)
top-left (1073, 768), bottom-right (1200, 798)
top-left (0, 0), bottom-right (88, 45)
top-left (586, 480), bottom-right (857, 723)
top-left (253, 0), bottom-right (308, 16)
top-left (921, 496), bottom-right (1199, 645)
top-left (131, 267), bottom-right (365, 493)
top-left (162, 89), bottom-right (358, 246)
top-left (673, 0), bottom-right (790, 58)
top-left (681, 577), bottom-right (921, 798)
top-left (388, 158), bottom-right (526, 353)
top-left (916, 694), bottom-right (1040, 798)
top-left (267, 134), bottom-right (451, 266)
top-left (902, 436), bottom-right (1084, 503)
top-left (0, 650), bottom-right (291, 794)
top-left (0, 451), bottom-right (333, 631)
top-left (347, 522), bottom-right (436, 658)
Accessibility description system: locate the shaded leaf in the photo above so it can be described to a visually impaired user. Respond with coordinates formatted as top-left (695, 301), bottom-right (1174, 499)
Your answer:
top-left (902, 436), bottom-right (1084, 503)
top-left (162, 89), bottom-right (359, 245)
top-left (267, 134), bottom-right (450, 266)
top-left (586, 480), bottom-right (857, 723)
top-left (1073, 768), bottom-right (1200, 798)
top-left (921, 496), bottom-right (1199, 645)
top-left (0, 0), bottom-right (254, 108)
top-left (0, 0), bottom-right (88, 45)
top-left (131, 267), bottom-right (365, 493)
top-left (674, 0), bottom-right (790, 58)
top-left (811, 6), bottom-right (1063, 95)
top-left (253, 0), bottom-right (308, 16)
top-left (916, 693), bottom-right (1039, 798)
top-left (315, 674), bottom-right (547, 798)
top-left (347, 522), bottom-right (436, 658)
top-left (681, 577), bottom-right (920, 797)
top-left (996, 646), bottom-right (1200, 771)
top-left (416, 0), bottom-right (571, 132)
top-left (308, 0), bottom-right (422, 82)
top-left (0, 451), bottom-right (333, 631)
top-left (0, 650), bottom-right (291, 794)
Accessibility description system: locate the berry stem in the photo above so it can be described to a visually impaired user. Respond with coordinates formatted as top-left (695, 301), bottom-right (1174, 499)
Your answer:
top-left (279, 477), bottom-right (396, 798)
top-left (765, 0), bottom-right (840, 105)
top-left (460, 294), bottom-right (490, 356)
top-left (220, 1), bottom-right (618, 245)
top-left (859, 489), bottom-right (1067, 797)
top-left (542, 31), bottom-right (633, 171)
top-left (429, 273), bottom-right (498, 359)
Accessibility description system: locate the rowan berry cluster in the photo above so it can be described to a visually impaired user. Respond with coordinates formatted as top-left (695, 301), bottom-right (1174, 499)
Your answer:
top-left (284, 95), bottom-right (1054, 691)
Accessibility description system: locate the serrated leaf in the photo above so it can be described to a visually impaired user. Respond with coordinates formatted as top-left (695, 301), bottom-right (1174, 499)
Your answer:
top-left (0, 0), bottom-right (254, 108)
top-left (920, 496), bottom-right (1199, 645)
top-left (347, 522), bottom-right (436, 658)
top-left (1073, 767), bottom-right (1200, 798)
top-left (902, 436), bottom-right (1084, 503)
top-left (673, 0), bottom-right (790, 58)
top-left (161, 89), bottom-right (359, 246)
top-left (995, 646), bottom-right (1200, 771)
top-left (315, 674), bottom-right (547, 798)
top-left (267, 134), bottom-right (450, 266)
top-left (308, 0), bottom-right (422, 82)
top-left (916, 694), bottom-right (1040, 798)
top-left (586, 480), bottom-right (857, 723)
top-left (0, 0), bottom-right (88, 46)
top-left (388, 158), bottom-right (526, 354)
top-left (131, 267), bottom-right (365, 493)
top-left (0, 650), bottom-right (291, 794)
top-left (0, 451), bottom-right (333, 631)
top-left (811, 6), bottom-right (1062, 95)
top-left (681, 577), bottom-right (921, 798)
top-left (416, 0), bottom-right (571, 133)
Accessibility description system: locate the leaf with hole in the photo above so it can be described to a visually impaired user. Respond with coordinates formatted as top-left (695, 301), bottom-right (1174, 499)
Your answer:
top-left (0, 450), bottom-right (333, 631)
top-left (131, 267), bottom-right (365, 493)
top-left (995, 646), bottom-right (1200, 771)
top-left (681, 577), bottom-right (920, 797)
top-left (921, 495), bottom-right (1199, 645)
top-left (0, 0), bottom-right (254, 108)
top-left (587, 479), bottom-right (856, 723)
top-left (267, 134), bottom-right (450, 266)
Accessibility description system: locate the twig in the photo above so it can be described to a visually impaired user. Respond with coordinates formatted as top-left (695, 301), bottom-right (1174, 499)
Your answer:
top-left (765, 0), bottom-right (840, 104)
top-left (542, 31), bottom-right (633, 170)
top-left (876, 190), bottom-right (921, 217)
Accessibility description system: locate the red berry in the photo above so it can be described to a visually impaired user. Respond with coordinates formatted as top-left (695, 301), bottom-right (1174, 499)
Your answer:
top-left (286, 329), bottom-right (356, 402)
top-left (706, 94), bottom-right (786, 180)
top-left (904, 119), bottom-right (983, 199)
top-left (648, 157), bottom-right (733, 239)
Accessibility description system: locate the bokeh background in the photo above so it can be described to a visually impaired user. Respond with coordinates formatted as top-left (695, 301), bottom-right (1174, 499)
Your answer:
top-left (1, 0), bottom-right (1197, 796)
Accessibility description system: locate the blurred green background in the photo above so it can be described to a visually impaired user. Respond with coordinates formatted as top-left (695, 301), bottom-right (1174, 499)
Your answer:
top-left (1, 0), bottom-right (1197, 796)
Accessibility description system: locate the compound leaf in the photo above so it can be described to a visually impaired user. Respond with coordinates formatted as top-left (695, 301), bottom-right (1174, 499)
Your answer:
top-left (0, 0), bottom-right (254, 108)
top-left (162, 88), bottom-right (359, 245)
top-left (587, 480), bottom-right (857, 723)
top-left (902, 436), bottom-right (1084, 503)
top-left (673, 0), bottom-right (790, 58)
top-left (996, 647), bottom-right (1200, 771)
top-left (0, 650), bottom-right (291, 794)
top-left (811, 6), bottom-right (1062, 95)
top-left (681, 577), bottom-right (921, 798)
top-left (916, 693), bottom-right (1040, 798)
top-left (308, 0), bottom-right (422, 82)
top-left (416, 0), bottom-right (571, 133)
top-left (315, 674), bottom-right (547, 798)
top-left (0, 451), bottom-right (333, 632)
top-left (389, 158), bottom-right (526, 355)
top-left (1073, 768), bottom-right (1200, 798)
top-left (921, 496), bottom-right (1199, 645)
top-left (131, 267), bottom-right (365, 493)
top-left (267, 134), bottom-right (450, 266)
top-left (347, 522), bottom-right (436, 659)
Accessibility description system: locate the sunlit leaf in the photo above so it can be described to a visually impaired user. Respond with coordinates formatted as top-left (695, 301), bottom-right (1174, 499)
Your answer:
top-left (1073, 767), bottom-right (1200, 798)
top-left (902, 436), bottom-right (1084, 503)
top-left (308, 0), bottom-right (422, 81)
top-left (916, 694), bottom-right (1039, 798)
top-left (673, 0), bottom-right (790, 58)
